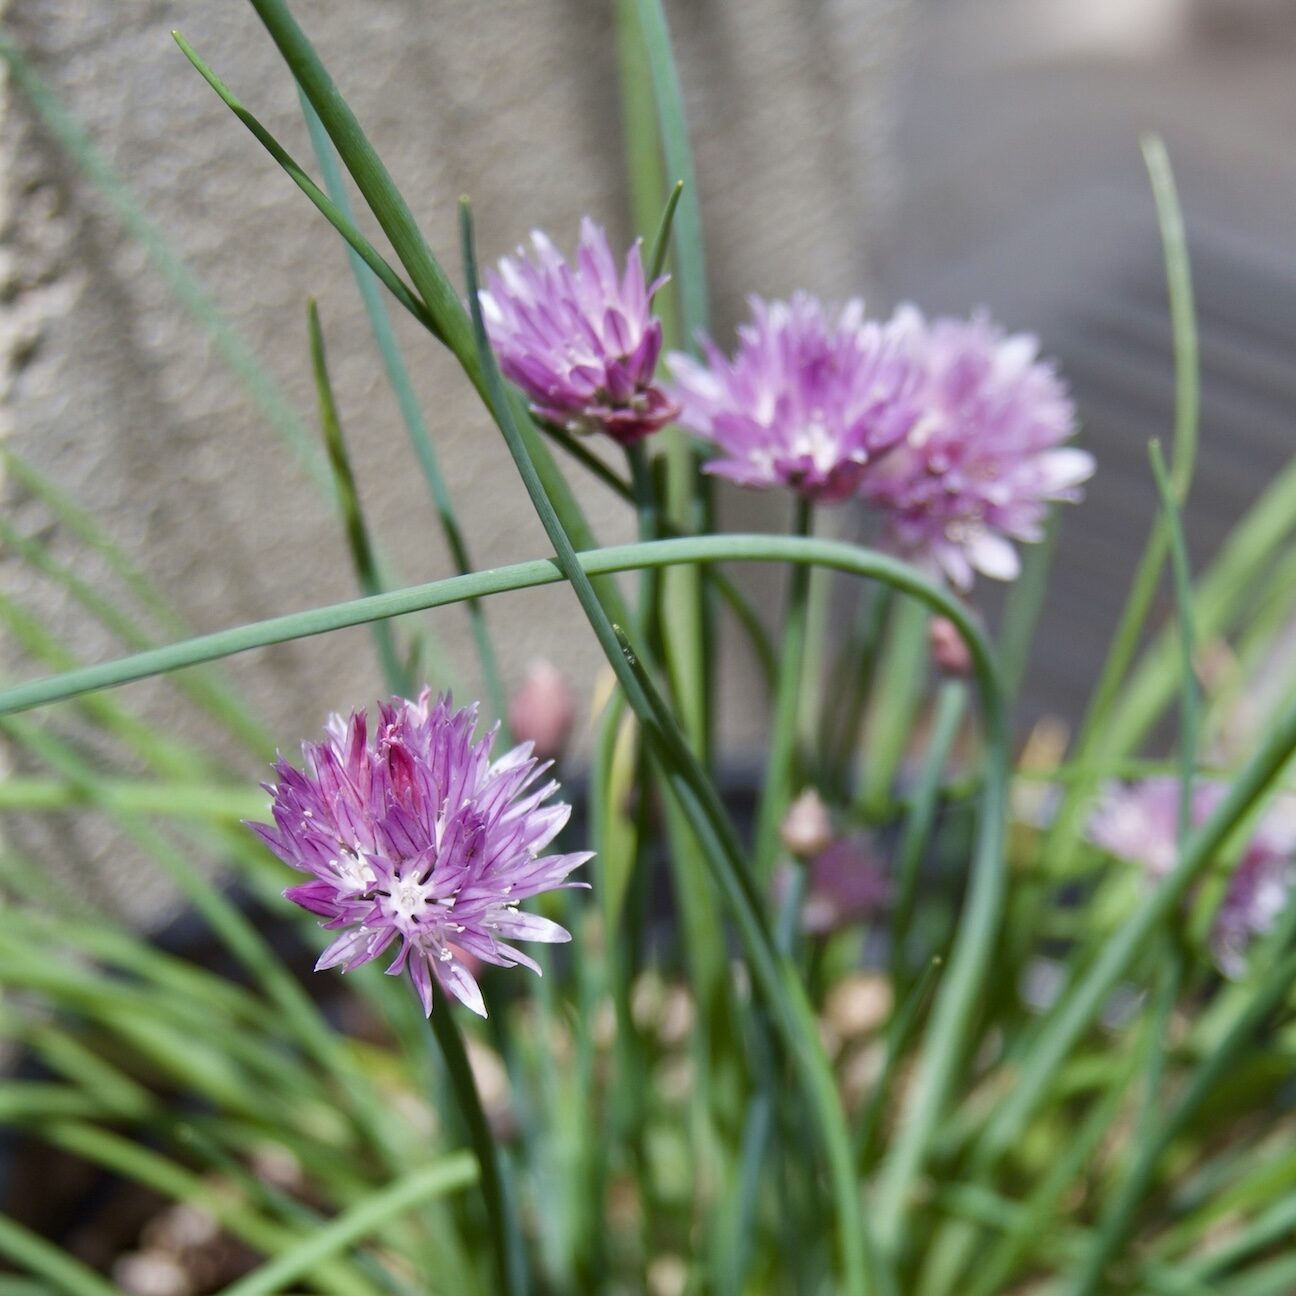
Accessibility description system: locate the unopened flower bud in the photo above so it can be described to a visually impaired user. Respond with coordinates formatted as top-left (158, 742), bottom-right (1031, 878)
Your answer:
top-left (929, 615), bottom-right (972, 677)
top-left (779, 788), bottom-right (834, 858)
top-left (508, 658), bottom-right (576, 761)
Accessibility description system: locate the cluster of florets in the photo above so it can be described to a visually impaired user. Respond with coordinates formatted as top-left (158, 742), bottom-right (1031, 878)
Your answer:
top-left (667, 294), bottom-right (921, 502)
top-left (858, 308), bottom-right (1093, 589)
top-left (482, 217), bottom-right (1094, 590)
top-left (1088, 779), bottom-right (1296, 976)
top-left (250, 691), bottom-right (589, 1017)
top-left (480, 217), bottom-right (678, 446)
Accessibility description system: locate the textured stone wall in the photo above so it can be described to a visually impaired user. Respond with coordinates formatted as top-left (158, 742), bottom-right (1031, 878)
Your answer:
top-left (0, 0), bottom-right (910, 920)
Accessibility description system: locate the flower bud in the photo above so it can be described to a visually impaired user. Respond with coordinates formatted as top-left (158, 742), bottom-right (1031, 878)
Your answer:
top-left (508, 658), bottom-right (576, 761)
top-left (929, 615), bottom-right (972, 677)
top-left (779, 788), bottom-right (834, 858)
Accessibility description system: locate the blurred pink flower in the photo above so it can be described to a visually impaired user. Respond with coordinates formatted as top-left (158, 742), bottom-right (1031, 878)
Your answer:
top-left (800, 834), bottom-right (891, 936)
top-left (862, 308), bottom-right (1092, 590)
top-left (668, 293), bottom-right (922, 502)
top-left (1089, 778), bottom-right (1296, 976)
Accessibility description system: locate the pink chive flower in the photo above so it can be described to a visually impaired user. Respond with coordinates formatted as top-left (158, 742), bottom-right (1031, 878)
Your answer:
top-left (1088, 778), bottom-right (1296, 977)
top-left (667, 294), bottom-right (922, 502)
top-left (249, 690), bottom-right (591, 1017)
top-left (800, 834), bottom-right (891, 937)
top-left (479, 217), bottom-right (678, 446)
top-left (861, 308), bottom-right (1093, 590)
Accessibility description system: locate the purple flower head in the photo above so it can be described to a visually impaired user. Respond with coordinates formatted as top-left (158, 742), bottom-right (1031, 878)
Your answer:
top-left (1088, 778), bottom-right (1296, 976)
top-left (249, 690), bottom-right (591, 1017)
top-left (479, 217), bottom-right (678, 446)
top-left (801, 834), bottom-right (891, 936)
top-left (861, 308), bottom-right (1093, 590)
top-left (667, 294), bottom-right (922, 502)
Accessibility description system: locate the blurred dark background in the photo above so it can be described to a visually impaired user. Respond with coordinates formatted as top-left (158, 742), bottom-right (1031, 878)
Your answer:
top-left (871, 0), bottom-right (1296, 733)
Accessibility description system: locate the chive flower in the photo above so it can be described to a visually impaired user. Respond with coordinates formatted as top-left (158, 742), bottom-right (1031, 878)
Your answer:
top-left (479, 217), bottom-right (678, 445)
top-left (249, 691), bottom-right (590, 1016)
top-left (667, 294), bottom-right (922, 502)
top-left (1088, 779), bottom-right (1295, 976)
top-left (861, 308), bottom-right (1092, 589)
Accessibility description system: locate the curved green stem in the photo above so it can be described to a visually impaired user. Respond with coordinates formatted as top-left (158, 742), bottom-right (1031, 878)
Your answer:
top-left (247, 0), bottom-right (628, 635)
top-left (0, 529), bottom-right (1006, 1294)
top-left (0, 536), bottom-right (993, 719)
top-left (647, 180), bottom-right (685, 281)
top-left (543, 429), bottom-right (778, 688)
top-left (300, 95), bottom-right (506, 725)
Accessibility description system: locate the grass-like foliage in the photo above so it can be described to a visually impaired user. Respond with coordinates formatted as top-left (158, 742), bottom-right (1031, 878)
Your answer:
top-left (3, 5), bottom-right (1296, 1294)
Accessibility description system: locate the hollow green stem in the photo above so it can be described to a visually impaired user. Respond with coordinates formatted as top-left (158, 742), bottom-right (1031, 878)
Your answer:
top-left (872, 688), bottom-right (1007, 1253)
top-left (173, 33), bottom-right (437, 340)
top-left (628, 0), bottom-right (708, 345)
top-left (647, 180), bottom-right (685, 281)
top-left (428, 1007), bottom-right (527, 1296)
top-left (1065, 927), bottom-right (1296, 1295)
top-left (753, 498), bottom-right (814, 885)
top-left (889, 681), bottom-right (967, 992)
top-left (0, 528), bottom-right (998, 1293)
top-left (859, 598), bottom-right (930, 821)
top-left (618, 0), bottom-right (711, 756)
top-left (300, 94), bottom-right (506, 723)
top-left (308, 300), bottom-right (407, 691)
top-left (463, 196), bottom-right (889, 1293)
top-left (247, 0), bottom-right (628, 631)
top-left (825, 585), bottom-right (893, 794)
top-left (1149, 438), bottom-right (1201, 839)
top-left (0, 1214), bottom-right (121, 1296)
top-left (627, 442), bottom-right (660, 626)
top-left (1039, 134), bottom-right (1199, 877)
top-left (0, 537), bottom-right (991, 721)
top-left (221, 1155), bottom-right (477, 1296)
top-left (0, 537), bottom-right (992, 721)
top-left (977, 689), bottom-right (1296, 1169)
top-left (714, 864), bottom-right (807, 1296)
